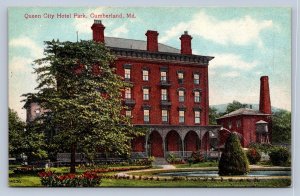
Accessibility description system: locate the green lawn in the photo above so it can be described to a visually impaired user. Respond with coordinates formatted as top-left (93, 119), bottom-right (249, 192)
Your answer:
top-left (9, 175), bottom-right (291, 187)
top-left (101, 178), bottom-right (291, 187)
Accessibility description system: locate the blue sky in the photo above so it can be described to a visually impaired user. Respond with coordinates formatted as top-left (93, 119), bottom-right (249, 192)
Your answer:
top-left (8, 7), bottom-right (291, 120)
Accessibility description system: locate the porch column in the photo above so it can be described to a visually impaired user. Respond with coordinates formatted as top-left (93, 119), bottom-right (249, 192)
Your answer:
top-left (163, 140), bottom-right (166, 158)
top-left (145, 134), bottom-right (149, 157)
top-left (181, 139), bottom-right (185, 158)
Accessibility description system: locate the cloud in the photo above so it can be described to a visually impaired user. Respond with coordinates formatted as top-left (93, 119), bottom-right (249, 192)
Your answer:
top-left (160, 11), bottom-right (273, 46)
top-left (9, 57), bottom-right (33, 74)
top-left (9, 37), bottom-right (43, 59)
top-left (110, 23), bottom-right (129, 37)
top-left (210, 53), bottom-right (259, 70)
top-left (222, 71), bottom-right (240, 78)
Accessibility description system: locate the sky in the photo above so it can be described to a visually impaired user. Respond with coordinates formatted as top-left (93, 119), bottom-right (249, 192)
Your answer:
top-left (8, 7), bottom-right (291, 121)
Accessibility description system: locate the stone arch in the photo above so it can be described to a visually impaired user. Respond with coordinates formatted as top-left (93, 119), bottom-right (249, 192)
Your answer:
top-left (201, 131), bottom-right (210, 152)
top-left (184, 130), bottom-right (200, 152)
top-left (148, 130), bottom-right (164, 157)
top-left (165, 130), bottom-right (182, 152)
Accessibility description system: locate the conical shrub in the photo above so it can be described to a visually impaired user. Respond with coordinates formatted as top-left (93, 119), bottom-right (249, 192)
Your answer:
top-left (218, 132), bottom-right (249, 176)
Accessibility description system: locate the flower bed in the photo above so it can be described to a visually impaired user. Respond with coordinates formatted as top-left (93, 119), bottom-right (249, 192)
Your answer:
top-left (38, 171), bottom-right (101, 187)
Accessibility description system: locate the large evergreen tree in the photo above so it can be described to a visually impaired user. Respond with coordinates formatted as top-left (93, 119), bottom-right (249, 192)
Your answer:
top-left (218, 132), bottom-right (249, 176)
top-left (23, 40), bottom-right (142, 173)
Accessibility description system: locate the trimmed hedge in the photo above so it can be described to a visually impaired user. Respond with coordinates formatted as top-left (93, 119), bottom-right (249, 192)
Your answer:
top-left (218, 132), bottom-right (249, 176)
top-left (269, 147), bottom-right (289, 166)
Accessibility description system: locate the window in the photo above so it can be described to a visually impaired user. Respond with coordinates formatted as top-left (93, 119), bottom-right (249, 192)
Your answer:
top-left (161, 89), bottom-right (167, 101)
top-left (143, 70), bottom-right (149, 81)
top-left (178, 90), bottom-right (184, 102)
top-left (179, 110), bottom-right (185, 123)
top-left (125, 110), bottom-right (132, 117)
top-left (195, 111), bottom-right (200, 124)
top-left (228, 121), bottom-right (232, 129)
top-left (237, 120), bottom-right (241, 128)
top-left (178, 72), bottom-right (184, 84)
top-left (124, 68), bottom-right (131, 79)
top-left (143, 88), bottom-right (149, 100)
top-left (194, 91), bottom-right (200, 102)
top-left (125, 88), bottom-right (131, 99)
top-left (194, 73), bottom-right (199, 84)
top-left (161, 71), bottom-right (167, 82)
top-left (162, 110), bottom-right (168, 123)
top-left (144, 109), bottom-right (150, 123)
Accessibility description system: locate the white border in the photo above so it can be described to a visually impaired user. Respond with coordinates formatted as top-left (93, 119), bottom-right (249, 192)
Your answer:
top-left (1, 0), bottom-right (298, 196)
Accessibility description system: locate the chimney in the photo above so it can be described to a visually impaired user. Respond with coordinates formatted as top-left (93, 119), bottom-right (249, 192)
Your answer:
top-left (145, 30), bottom-right (159, 52)
top-left (259, 76), bottom-right (271, 114)
top-left (180, 31), bottom-right (192, 55)
top-left (91, 20), bottom-right (105, 43)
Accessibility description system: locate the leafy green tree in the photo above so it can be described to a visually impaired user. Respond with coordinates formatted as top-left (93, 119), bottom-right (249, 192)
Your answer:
top-left (226, 100), bottom-right (246, 114)
top-left (9, 108), bottom-right (26, 157)
top-left (209, 107), bottom-right (220, 125)
top-left (24, 40), bottom-right (142, 173)
top-left (218, 132), bottom-right (249, 176)
top-left (9, 108), bottom-right (47, 163)
top-left (271, 110), bottom-right (291, 144)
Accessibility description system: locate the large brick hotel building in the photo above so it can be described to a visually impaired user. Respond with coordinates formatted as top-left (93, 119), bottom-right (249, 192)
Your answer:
top-left (25, 20), bottom-right (272, 159)
top-left (91, 20), bottom-right (221, 158)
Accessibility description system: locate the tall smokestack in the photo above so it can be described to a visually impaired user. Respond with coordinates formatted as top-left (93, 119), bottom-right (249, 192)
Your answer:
top-left (259, 76), bottom-right (271, 114)
top-left (91, 20), bottom-right (105, 43)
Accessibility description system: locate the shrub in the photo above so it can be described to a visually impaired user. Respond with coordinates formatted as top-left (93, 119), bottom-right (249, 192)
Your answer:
top-left (218, 132), bottom-right (249, 176)
top-left (246, 148), bottom-right (261, 164)
top-left (167, 153), bottom-right (185, 164)
top-left (190, 151), bottom-right (204, 163)
top-left (13, 166), bottom-right (45, 175)
top-left (269, 147), bottom-right (290, 166)
top-left (38, 171), bottom-right (101, 187)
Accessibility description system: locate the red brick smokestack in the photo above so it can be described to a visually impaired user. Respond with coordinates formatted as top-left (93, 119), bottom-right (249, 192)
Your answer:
top-left (145, 30), bottom-right (159, 52)
top-left (91, 20), bottom-right (105, 43)
top-left (259, 76), bottom-right (271, 114)
top-left (180, 31), bottom-right (192, 55)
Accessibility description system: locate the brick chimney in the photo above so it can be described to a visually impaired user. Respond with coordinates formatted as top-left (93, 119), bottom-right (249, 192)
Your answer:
top-left (180, 31), bottom-right (192, 55)
top-left (91, 20), bottom-right (105, 43)
top-left (259, 76), bottom-right (271, 114)
top-left (145, 30), bottom-right (159, 52)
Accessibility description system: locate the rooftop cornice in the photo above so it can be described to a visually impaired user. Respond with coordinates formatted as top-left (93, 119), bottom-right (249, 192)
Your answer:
top-left (108, 47), bottom-right (214, 66)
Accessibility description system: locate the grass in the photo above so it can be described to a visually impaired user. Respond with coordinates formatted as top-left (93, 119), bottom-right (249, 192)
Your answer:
top-left (9, 175), bottom-right (41, 187)
top-left (100, 178), bottom-right (291, 187)
top-left (8, 163), bottom-right (291, 188)
top-left (9, 174), bottom-right (291, 187)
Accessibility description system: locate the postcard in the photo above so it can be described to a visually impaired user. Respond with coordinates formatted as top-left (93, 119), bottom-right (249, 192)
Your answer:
top-left (8, 7), bottom-right (291, 187)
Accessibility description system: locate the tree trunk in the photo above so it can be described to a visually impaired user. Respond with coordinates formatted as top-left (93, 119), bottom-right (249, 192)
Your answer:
top-left (70, 143), bottom-right (76, 173)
